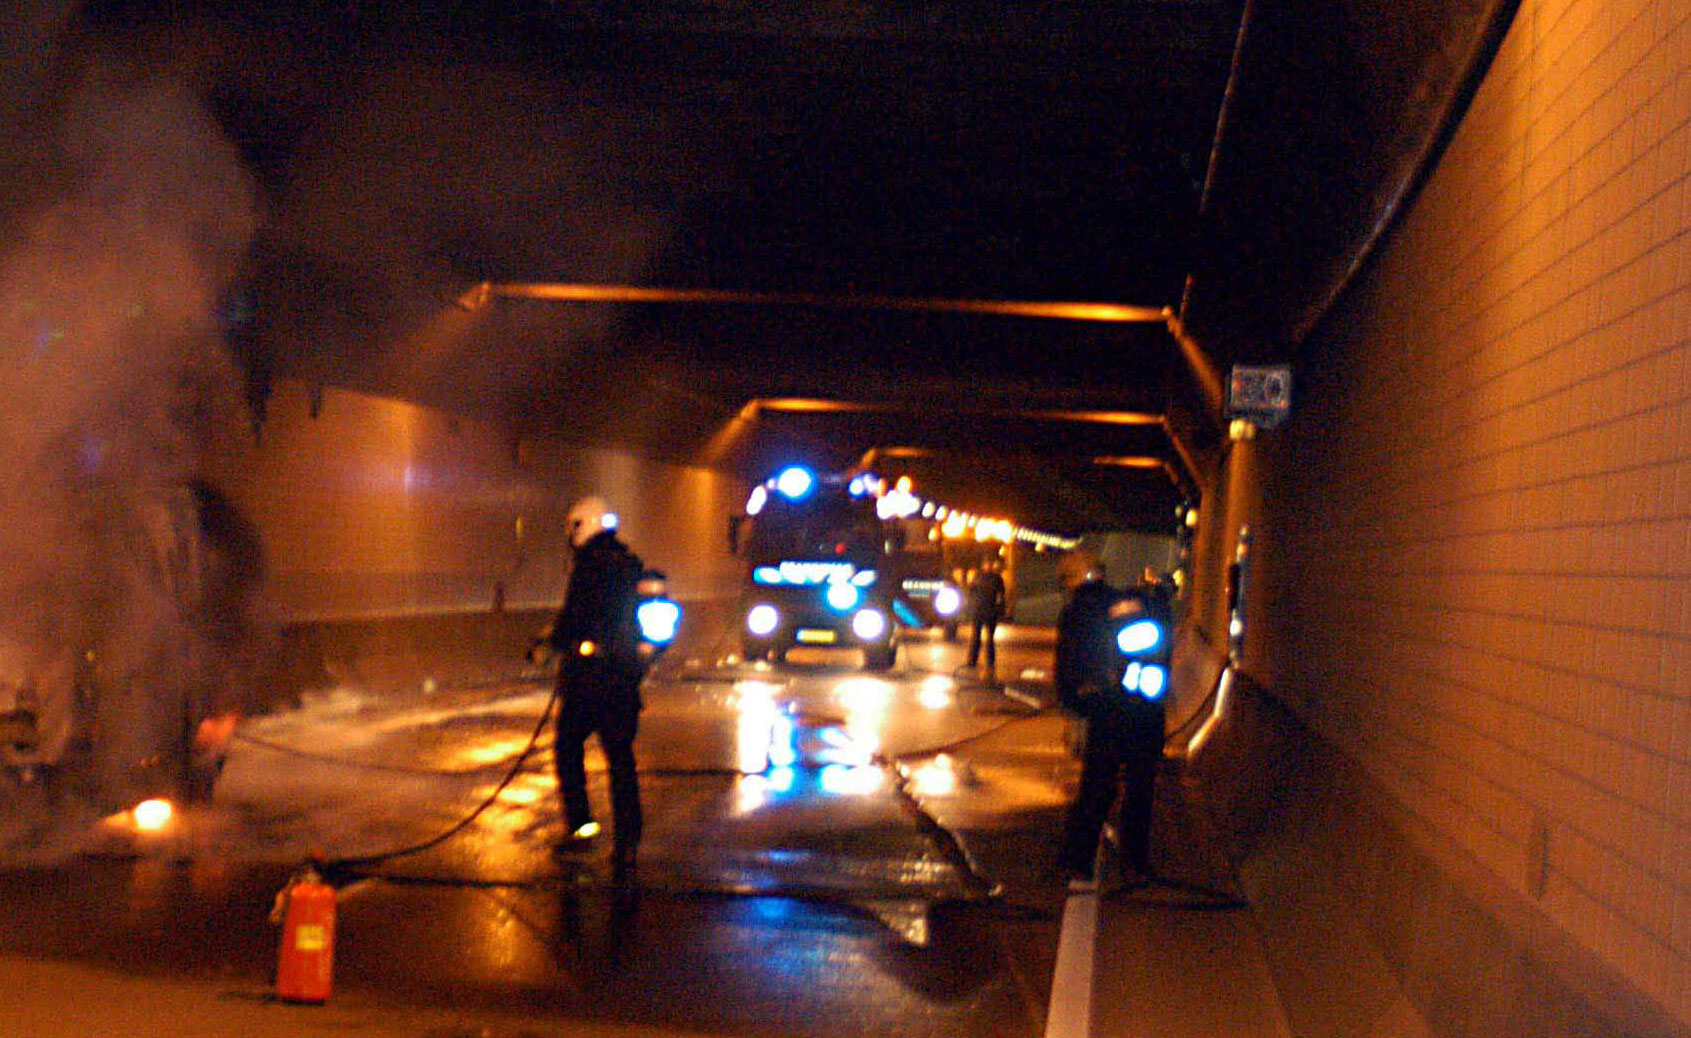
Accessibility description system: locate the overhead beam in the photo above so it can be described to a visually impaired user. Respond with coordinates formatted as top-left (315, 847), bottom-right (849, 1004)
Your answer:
top-left (474, 282), bottom-right (1170, 325)
top-left (752, 397), bottom-right (1163, 425)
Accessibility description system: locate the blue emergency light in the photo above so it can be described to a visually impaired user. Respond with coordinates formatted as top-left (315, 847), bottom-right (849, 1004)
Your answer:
top-left (1122, 661), bottom-right (1168, 699)
top-left (775, 466), bottom-right (815, 500)
top-left (635, 569), bottom-right (681, 646)
top-left (1115, 614), bottom-right (1169, 700)
top-left (825, 582), bottom-right (861, 611)
top-left (637, 597), bottom-right (682, 645)
top-left (1116, 618), bottom-right (1164, 655)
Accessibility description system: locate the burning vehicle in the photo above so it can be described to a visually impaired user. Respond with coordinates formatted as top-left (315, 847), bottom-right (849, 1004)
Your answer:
top-left (0, 478), bottom-right (268, 820)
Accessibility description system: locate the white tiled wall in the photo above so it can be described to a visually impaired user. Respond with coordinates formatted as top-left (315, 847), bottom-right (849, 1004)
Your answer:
top-left (1262, 0), bottom-right (1689, 1022)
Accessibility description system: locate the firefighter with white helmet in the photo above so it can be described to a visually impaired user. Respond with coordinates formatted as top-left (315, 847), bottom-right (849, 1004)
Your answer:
top-left (541, 495), bottom-right (649, 877)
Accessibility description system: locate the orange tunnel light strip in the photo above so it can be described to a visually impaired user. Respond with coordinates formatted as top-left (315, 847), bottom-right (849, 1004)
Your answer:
top-left (487, 282), bottom-right (1169, 324)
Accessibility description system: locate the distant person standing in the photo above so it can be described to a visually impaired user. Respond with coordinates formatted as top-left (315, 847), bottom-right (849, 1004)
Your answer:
top-left (1053, 551), bottom-right (1166, 890)
top-left (964, 556), bottom-right (1008, 679)
top-left (536, 496), bottom-right (649, 878)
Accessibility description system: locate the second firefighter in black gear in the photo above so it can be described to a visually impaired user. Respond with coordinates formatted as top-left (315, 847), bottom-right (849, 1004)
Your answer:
top-left (544, 497), bottom-right (649, 869)
top-left (1054, 552), bottom-right (1168, 887)
top-left (964, 557), bottom-right (1008, 677)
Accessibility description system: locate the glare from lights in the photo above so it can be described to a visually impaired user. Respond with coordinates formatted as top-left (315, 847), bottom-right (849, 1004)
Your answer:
top-left (747, 604), bottom-right (780, 636)
top-left (458, 735), bottom-right (535, 766)
top-left (934, 586), bottom-right (962, 616)
top-left (734, 681), bottom-right (780, 774)
top-left (908, 755), bottom-right (959, 797)
top-left (735, 773), bottom-right (771, 814)
top-left (1122, 662), bottom-right (1169, 699)
top-left (776, 466), bottom-right (815, 499)
top-left (769, 712), bottom-right (798, 767)
top-left (1140, 665), bottom-right (1167, 698)
top-left (826, 582), bottom-right (861, 611)
top-left (602, 512), bottom-right (619, 530)
top-left (835, 676), bottom-right (894, 711)
top-left (746, 485), bottom-right (769, 515)
top-left (498, 784), bottom-right (543, 805)
top-left (921, 502), bottom-right (935, 518)
top-left (919, 676), bottom-right (954, 709)
top-left (1116, 618), bottom-right (1164, 655)
top-left (895, 476), bottom-right (913, 493)
top-left (851, 608), bottom-right (887, 641)
top-left (132, 798), bottom-right (174, 831)
top-left (637, 599), bottom-right (682, 643)
top-left (819, 764), bottom-right (884, 796)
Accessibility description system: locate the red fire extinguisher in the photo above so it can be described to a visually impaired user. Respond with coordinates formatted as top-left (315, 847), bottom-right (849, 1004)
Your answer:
top-left (271, 862), bottom-right (336, 1003)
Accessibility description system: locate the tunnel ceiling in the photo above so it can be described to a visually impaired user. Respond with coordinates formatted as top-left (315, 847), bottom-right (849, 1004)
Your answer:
top-left (55, 0), bottom-right (1515, 536)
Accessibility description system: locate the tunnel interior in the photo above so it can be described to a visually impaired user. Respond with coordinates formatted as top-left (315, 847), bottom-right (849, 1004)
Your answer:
top-left (0, 1), bottom-right (1685, 1036)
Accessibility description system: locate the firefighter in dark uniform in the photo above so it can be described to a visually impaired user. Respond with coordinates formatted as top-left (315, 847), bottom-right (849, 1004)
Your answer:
top-left (541, 496), bottom-right (649, 873)
top-left (964, 556), bottom-right (1008, 678)
top-left (1054, 551), bottom-right (1167, 889)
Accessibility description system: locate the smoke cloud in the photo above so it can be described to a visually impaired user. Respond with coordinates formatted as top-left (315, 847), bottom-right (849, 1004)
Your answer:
top-left (0, 62), bottom-right (269, 845)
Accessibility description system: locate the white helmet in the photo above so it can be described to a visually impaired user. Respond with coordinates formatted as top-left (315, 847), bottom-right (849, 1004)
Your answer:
top-left (565, 496), bottom-right (618, 547)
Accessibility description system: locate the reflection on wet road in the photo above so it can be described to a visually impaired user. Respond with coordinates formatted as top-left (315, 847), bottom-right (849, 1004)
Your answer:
top-left (0, 628), bottom-right (1077, 1038)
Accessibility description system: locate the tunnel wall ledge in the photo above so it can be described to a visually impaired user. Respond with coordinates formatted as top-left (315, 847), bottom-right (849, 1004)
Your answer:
top-left (1185, 673), bottom-right (1689, 1038)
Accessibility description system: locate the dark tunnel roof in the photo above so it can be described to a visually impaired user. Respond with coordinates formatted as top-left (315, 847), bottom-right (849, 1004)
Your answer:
top-left (64, 0), bottom-right (1515, 535)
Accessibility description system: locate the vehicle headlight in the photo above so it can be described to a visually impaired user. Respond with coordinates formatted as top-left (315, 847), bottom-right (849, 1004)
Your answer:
top-left (826, 583), bottom-right (861, 611)
top-left (1116, 618), bottom-right (1164, 655)
top-left (851, 608), bottom-right (887, 641)
top-left (746, 604), bottom-right (780, 637)
top-left (934, 586), bottom-right (962, 616)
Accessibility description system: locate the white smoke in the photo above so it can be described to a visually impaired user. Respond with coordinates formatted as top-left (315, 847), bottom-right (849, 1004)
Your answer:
top-left (0, 67), bottom-right (263, 844)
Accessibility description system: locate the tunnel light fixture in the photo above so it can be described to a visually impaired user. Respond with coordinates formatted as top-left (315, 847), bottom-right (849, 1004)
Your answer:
top-left (486, 282), bottom-right (1167, 324)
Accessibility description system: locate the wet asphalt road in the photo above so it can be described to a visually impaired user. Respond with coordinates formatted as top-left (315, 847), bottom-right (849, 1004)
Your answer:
top-left (0, 629), bottom-right (1082, 1038)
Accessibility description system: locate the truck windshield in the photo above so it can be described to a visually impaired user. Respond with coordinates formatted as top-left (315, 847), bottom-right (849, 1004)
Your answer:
top-left (747, 492), bottom-right (879, 566)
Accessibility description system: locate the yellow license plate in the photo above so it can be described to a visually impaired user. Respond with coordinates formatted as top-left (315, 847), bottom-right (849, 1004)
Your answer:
top-left (796, 629), bottom-right (838, 644)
